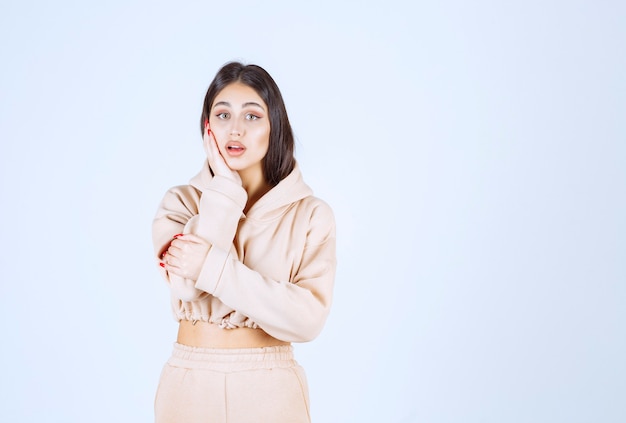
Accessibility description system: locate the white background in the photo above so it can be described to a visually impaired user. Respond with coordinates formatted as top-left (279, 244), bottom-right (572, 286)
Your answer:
top-left (1, 1), bottom-right (624, 422)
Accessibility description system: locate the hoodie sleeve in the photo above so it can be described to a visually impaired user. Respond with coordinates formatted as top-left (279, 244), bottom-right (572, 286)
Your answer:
top-left (152, 176), bottom-right (247, 301)
top-left (152, 185), bottom-right (204, 301)
top-left (193, 175), bottom-right (247, 250)
top-left (194, 201), bottom-right (337, 343)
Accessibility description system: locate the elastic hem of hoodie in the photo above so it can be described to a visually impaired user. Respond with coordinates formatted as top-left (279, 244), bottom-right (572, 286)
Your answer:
top-left (174, 313), bottom-right (260, 330)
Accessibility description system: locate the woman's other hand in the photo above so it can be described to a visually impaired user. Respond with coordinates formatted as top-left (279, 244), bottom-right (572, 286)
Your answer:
top-left (203, 122), bottom-right (242, 185)
top-left (161, 234), bottom-right (211, 281)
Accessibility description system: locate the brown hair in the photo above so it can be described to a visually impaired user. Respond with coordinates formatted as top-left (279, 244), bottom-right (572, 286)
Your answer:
top-left (200, 62), bottom-right (296, 186)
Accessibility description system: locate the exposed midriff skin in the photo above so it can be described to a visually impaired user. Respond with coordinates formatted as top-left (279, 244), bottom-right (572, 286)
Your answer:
top-left (177, 320), bottom-right (290, 349)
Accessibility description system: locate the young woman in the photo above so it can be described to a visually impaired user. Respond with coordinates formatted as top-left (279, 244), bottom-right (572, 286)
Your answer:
top-left (152, 62), bottom-right (336, 423)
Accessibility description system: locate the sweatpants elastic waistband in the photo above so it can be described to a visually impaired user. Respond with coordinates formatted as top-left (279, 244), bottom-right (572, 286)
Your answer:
top-left (167, 343), bottom-right (297, 372)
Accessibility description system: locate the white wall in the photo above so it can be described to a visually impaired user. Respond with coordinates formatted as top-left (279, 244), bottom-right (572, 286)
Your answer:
top-left (1, 1), bottom-right (624, 422)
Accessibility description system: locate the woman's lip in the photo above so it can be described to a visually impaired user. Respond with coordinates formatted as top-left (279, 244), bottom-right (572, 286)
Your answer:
top-left (225, 141), bottom-right (246, 156)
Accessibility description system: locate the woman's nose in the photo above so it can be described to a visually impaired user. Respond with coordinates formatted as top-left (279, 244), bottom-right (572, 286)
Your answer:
top-left (229, 121), bottom-right (242, 137)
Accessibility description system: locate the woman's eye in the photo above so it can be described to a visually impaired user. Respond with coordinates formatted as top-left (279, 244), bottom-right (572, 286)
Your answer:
top-left (245, 113), bottom-right (260, 121)
top-left (216, 112), bottom-right (230, 119)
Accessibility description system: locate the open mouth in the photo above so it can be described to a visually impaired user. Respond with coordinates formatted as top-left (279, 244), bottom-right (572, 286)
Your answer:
top-left (225, 141), bottom-right (246, 155)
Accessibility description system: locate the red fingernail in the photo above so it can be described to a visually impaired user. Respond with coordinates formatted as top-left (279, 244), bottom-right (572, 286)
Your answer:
top-left (159, 262), bottom-right (165, 268)
top-left (204, 118), bottom-right (209, 128)
top-left (173, 233), bottom-right (183, 238)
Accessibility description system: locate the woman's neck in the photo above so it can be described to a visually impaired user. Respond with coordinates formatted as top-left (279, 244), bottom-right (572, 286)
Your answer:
top-left (239, 168), bottom-right (271, 214)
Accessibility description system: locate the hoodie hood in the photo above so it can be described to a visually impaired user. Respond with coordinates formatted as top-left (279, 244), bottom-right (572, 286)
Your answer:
top-left (189, 160), bottom-right (313, 221)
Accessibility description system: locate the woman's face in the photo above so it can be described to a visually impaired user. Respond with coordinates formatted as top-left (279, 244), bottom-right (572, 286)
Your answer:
top-left (209, 82), bottom-right (270, 178)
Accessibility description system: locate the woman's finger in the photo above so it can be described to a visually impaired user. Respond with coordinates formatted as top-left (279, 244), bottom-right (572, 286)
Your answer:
top-left (202, 126), bottom-right (214, 161)
top-left (174, 233), bottom-right (208, 245)
top-left (207, 133), bottom-right (229, 175)
top-left (202, 124), bottom-right (218, 161)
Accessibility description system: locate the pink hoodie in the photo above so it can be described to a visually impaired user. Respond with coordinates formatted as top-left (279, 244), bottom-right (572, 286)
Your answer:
top-left (152, 161), bottom-right (336, 343)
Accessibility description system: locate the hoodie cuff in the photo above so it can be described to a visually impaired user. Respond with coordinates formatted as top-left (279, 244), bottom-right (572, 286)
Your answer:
top-left (206, 175), bottom-right (247, 210)
top-left (195, 244), bottom-right (230, 294)
top-left (195, 175), bottom-right (247, 249)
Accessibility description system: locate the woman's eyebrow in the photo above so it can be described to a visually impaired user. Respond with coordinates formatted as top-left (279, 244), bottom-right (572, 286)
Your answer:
top-left (242, 101), bottom-right (266, 111)
top-left (213, 101), bottom-right (265, 111)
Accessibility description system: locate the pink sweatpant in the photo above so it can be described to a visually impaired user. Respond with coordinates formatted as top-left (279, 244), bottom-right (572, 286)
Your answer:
top-left (154, 343), bottom-right (311, 423)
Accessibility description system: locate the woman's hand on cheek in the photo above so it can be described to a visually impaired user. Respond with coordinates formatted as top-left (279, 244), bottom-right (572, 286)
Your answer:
top-left (162, 234), bottom-right (211, 281)
top-left (203, 124), bottom-right (242, 186)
